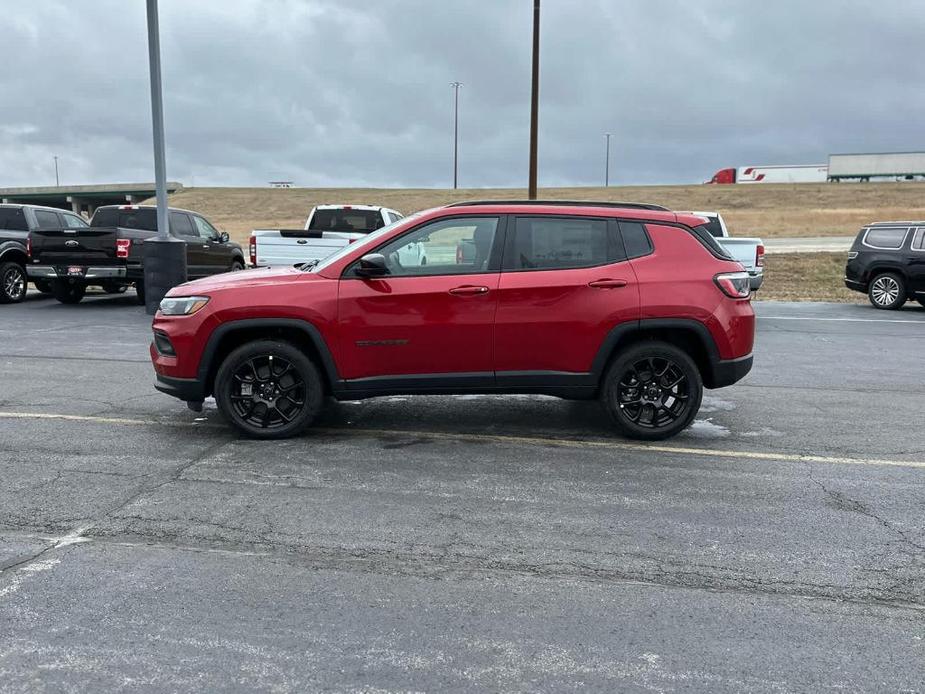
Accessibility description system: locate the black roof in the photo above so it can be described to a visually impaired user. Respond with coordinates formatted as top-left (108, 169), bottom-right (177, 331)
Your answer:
top-left (446, 200), bottom-right (670, 212)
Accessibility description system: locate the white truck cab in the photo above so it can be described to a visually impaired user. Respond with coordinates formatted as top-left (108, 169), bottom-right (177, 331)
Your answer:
top-left (250, 204), bottom-right (404, 269)
top-left (685, 211), bottom-right (765, 291)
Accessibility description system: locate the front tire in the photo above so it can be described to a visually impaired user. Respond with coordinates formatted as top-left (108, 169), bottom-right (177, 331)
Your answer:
top-left (33, 279), bottom-right (52, 294)
top-left (51, 280), bottom-right (86, 305)
top-left (134, 281), bottom-right (146, 305)
top-left (102, 282), bottom-right (128, 294)
top-left (215, 340), bottom-right (324, 439)
top-left (230, 260), bottom-right (245, 272)
top-left (600, 341), bottom-right (703, 440)
top-left (0, 262), bottom-right (27, 303)
top-left (868, 273), bottom-right (906, 310)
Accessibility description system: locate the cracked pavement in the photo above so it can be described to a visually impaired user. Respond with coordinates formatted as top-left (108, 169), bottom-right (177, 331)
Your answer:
top-left (0, 292), bottom-right (924, 692)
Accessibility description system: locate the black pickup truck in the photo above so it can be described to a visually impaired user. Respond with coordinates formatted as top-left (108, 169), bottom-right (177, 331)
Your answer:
top-left (1, 203), bottom-right (89, 303)
top-left (28, 204), bottom-right (246, 304)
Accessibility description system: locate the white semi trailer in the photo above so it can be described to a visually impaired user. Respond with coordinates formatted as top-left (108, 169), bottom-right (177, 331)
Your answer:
top-left (827, 152), bottom-right (925, 182)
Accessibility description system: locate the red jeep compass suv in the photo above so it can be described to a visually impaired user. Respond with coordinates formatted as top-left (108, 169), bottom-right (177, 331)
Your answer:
top-left (151, 201), bottom-right (755, 440)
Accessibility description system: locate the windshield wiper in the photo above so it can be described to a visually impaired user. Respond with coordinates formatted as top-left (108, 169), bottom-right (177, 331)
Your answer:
top-left (299, 259), bottom-right (321, 272)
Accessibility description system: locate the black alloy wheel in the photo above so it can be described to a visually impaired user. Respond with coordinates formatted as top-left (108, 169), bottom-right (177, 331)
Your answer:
top-left (601, 341), bottom-right (702, 440)
top-left (868, 273), bottom-right (906, 310)
top-left (0, 262), bottom-right (27, 303)
top-left (215, 340), bottom-right (323, 439)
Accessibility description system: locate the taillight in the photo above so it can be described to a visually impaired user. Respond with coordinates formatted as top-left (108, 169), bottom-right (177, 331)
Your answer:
top-left (26, 235), bottom-right (32, 259)
top-left (714, 271), bottom-right (751, 299)
top-left (755, 244), bottom-right (765, 268)
top-left (249, 235), bottom-right (256, 266)
top-left (116, 238), bottom-right (131, 259)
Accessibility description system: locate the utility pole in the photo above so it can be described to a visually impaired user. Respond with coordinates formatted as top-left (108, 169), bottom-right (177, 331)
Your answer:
top-left (527, 0), bottom-right (540, 199)
top-left (53, 156), bottom-right (59, 187)
top-left (604, 133), bottom-right (611, 187)
top-left (451, 82), bottom-right (462, 189)
top-left (142, 0), bottom-right (187, 315)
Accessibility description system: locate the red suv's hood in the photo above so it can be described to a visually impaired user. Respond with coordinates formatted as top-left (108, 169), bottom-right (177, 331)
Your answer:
top-left (166, 267), bottom-right (320, 295)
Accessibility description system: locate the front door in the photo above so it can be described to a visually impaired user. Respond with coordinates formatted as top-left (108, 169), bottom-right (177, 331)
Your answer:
top-left (494, 216), bottom-right (640, 378)
top-left (192, 216), bottom-right (230, 274)
top-left (170, 211), bottom-right (207, 276)
top-left (337, 215), bottom-right (503, 387)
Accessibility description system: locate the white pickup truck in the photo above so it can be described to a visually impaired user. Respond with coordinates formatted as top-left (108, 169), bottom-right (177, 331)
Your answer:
top-left (250, 204), bottom-right (405, 269)
top-left (686, 211), bottom-right (764, 291)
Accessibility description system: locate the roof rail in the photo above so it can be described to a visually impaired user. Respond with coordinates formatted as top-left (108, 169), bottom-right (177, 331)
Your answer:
top-left (446, 199), bottom-right (671, 212)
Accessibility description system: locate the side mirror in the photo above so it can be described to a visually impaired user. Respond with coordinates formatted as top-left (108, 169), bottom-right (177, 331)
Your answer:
top-left (355, 253), bottom-right (389, 278)
top-left (219, 231), bottom-right (230, 243)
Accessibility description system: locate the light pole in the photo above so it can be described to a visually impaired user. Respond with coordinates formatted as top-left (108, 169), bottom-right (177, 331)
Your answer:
top-left (528, 0), bottom-right (540, 199)
top-left (142, 0), bottom-right (187, 315)
top-left (604, 133), bottom-right (611, 187)
top-left (53, 156), bottom-right (59, 187)
top-left (451, 82), bottom-right (462, 189)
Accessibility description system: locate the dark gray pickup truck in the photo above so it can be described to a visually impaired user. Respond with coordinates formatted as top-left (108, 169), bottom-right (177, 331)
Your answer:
top-left (0, 203), bottom-right (89, 303)
top-left (28, 204), bottom-right (246, 304)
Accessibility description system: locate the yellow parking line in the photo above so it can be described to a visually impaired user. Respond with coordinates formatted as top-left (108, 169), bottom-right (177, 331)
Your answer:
top-left (1, 410), bottom-right (923, 470)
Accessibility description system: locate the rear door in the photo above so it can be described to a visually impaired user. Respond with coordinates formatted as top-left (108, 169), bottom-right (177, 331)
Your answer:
top-left (169, 211), bottom-right (206, 276)
top-left (908, 228), bottom-right (925, 297)
top-left (493, 215), bottom-right (640, 381)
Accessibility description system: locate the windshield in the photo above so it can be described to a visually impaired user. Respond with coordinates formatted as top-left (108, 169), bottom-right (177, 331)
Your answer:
top-left (309, 208), bottom-right (383, 233)
top-left (308, 212), bottom-right (425, 272)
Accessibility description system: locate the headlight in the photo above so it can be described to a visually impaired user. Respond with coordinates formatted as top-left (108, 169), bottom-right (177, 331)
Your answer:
top-left (159, 296), bottom-right (210, 316)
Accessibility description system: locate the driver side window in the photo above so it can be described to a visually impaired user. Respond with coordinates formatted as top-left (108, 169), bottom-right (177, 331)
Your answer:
top-left (374, 216), bottom-right (499, 277)
top-left (193, 216), bottom-right (218, 240)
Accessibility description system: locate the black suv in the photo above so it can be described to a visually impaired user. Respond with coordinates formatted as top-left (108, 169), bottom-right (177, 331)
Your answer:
top-left (845, 223), bottom-right (925, 309)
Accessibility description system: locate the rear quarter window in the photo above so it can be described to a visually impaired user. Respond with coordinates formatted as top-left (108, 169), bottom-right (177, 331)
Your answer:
top-left (689, 224), bottom-right (734, 260)
top-left (619, 222), bottom-right (654, 259)
top-left (863, 227), bottom-right (908, 249)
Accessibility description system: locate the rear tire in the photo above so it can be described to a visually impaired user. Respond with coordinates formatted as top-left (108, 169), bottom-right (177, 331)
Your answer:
top-left (0, 262), bottom-right (27, 303)
top-left (51, 280), bottom-right (86, 305)
top-left (600, 341), bottom-right (703, 441)
top-left (868, 272), bottom-right (906, 310)
top-left (215, 340), bottom-right (324, 440)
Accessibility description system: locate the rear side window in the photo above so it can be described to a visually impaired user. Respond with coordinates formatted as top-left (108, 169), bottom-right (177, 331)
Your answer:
top-left (913, 228), bottom-right (925, 250)
top-left (506, 217), bottom-right (611, 270)
top-left (0, 207), bottom-right (27, 230)
top-left (619, 222), bottom-right (654, 259)
top-left (33, 209), bottom-right (60, 228)
top-left (169, 211), bottom-right (195, 236)
top-left (864, 227), bottom-right (908, 249)
top-left (309, 208), bottom-right (384, 233)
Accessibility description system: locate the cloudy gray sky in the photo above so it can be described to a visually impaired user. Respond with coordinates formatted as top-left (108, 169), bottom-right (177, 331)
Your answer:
top-left (1, 0), bottom-right (923, 189)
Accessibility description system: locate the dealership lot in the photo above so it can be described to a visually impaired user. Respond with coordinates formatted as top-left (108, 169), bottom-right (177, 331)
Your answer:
top-left (1, 293), bottom-right (924, 691)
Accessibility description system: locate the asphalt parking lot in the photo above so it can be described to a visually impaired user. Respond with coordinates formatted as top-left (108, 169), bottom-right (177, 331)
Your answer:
top-left (1, 290), bottom-right (924, 692)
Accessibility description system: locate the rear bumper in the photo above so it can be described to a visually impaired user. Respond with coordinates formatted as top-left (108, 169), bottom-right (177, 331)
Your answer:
top-left (154, 373), bottom-right (206, 402)
top-left (844, 277), bottom-right (865, 292)
top-left (27, 265), bottom-right (126, 280)
top-left (706, 354), bottom-right (753, 389)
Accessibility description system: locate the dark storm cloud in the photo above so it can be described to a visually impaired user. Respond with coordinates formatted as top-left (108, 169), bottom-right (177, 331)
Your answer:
top-left (1, 0), bottom-right (924, 188)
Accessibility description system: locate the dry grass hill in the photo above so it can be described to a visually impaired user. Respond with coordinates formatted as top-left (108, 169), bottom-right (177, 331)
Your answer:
top-left (158, 182), bottom-right (925, 244)
top-left (148, 182), bottom-right (925, 302)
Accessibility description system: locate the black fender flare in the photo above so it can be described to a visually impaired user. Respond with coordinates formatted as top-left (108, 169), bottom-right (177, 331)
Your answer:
top-left (197, 318), bottom-right (340, 392)
top-left (0, 240), bottom-right (28, 265)
top-left (591, 318), bottom-right (722, 383)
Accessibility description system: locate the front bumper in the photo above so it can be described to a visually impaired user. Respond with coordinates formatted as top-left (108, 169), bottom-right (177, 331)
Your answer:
top-left (27, 265), bottom-right (126, 280)
top-left (706, 354), bottom-right (753, 389)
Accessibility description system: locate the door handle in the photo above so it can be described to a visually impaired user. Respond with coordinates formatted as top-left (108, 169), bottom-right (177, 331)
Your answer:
top-left (448, 285), bottom-right (490, 296)
top-left (588, 278), bottom-right (628, 289)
